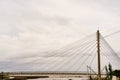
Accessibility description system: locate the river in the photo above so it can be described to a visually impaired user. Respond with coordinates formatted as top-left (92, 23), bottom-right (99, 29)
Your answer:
top-left (27, 78), bottom-right (89, 80)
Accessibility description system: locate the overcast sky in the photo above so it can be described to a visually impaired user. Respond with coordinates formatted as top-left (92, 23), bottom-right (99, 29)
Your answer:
top-left (0, 0), bottom-right (120, 71)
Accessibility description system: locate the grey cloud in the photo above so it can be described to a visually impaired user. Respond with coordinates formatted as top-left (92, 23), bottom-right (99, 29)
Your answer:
top-left (0, 0), bottom-right (120, 71)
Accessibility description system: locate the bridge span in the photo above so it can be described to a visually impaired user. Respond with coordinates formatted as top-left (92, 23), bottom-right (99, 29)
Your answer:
top-left (1, 71), bottom-right (106, 80)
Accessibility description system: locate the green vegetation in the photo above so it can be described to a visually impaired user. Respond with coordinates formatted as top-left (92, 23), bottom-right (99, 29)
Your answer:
top-left (113, 70), bottom-right (120, 79)
top-left (105, 63), bottom-right (120, 80)
top-left (105, 63), bottom-right (113, 80)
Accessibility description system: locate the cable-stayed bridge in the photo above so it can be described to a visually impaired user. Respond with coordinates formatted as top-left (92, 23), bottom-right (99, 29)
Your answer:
top-left (1, 30), bottom-right (120, 79)
top-left (20, 31), bottom-right (119, 72)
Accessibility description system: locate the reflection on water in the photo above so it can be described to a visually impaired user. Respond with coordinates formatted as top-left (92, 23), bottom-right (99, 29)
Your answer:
top-left (27, 78), bottom-right (89, 80)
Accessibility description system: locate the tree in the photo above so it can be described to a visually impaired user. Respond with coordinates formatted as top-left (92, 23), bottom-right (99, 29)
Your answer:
top-left (105, 65), bottom-right (109, 80)
top-left (105, 63), bottom-right (113, 80)
top-left (108, 63), bottom-right (113, 80)
top-left (113, 70), bottom-right (120, 78)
